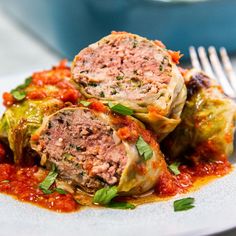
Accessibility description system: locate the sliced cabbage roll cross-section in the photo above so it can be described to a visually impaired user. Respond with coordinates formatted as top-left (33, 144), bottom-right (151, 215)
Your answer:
top-left (163, 69), bottom-right (236, 162)
top-left (0, 99), bottom-right (63, 165)
top-left (0, 61), bottom-right (80, 165)
top-left (72, 31), bottom-right (187, 141)
top-left (31, 105), bottom-right (167, 195)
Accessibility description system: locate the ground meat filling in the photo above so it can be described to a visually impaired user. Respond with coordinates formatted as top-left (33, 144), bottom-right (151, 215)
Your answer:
top-left (73, 34), bottom-right (173, 100)
top-left (38, 109), bottom-right (127, 192)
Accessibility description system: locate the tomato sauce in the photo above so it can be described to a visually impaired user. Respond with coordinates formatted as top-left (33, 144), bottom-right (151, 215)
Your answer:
top-left (0, 157), bottom-right (231, 213)
top-left (2, 60), bottom-right (81, 107)
top-left (155, 160), bottom-right (231, 197)
top-left (87, 99), bottom-right (108, 113)
top-left (0, 163), bottom-right (79, 212)
top-left (0, 61), bottom-right (233, 213)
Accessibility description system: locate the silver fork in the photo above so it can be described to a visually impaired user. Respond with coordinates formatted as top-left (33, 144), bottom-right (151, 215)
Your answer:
top-left (189, 46), bottom-right (236, 98)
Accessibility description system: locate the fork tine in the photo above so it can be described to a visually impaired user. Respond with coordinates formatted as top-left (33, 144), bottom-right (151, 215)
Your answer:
top-left (208, 46), bottom-right (235, 97)
top-left (189, 46), bottom-right (201, 70)
top-left (220, 47), bottom-right (236, 92)
top-left (198, 47), bottom-right (216, 80)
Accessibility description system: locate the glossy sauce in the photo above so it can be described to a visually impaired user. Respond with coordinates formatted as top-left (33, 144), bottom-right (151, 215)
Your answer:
top-left (0, 147), bottom-right (231, 213)
top-left (0, 61), bottom-right (233, 212)
top-left (0, 163), bottom-right (78, 212)
top-left (2, 60), bottom-right (80, 107)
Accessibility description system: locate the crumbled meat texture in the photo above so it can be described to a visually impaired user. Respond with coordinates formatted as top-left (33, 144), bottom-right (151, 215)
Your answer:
top-left (73, 34), bottom-right (173, 100)
top-left (38, 109), bottom-right (127, 192)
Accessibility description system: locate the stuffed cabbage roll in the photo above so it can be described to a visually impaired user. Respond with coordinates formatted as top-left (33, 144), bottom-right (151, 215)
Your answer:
top-left (0, 99), bottom-right (63, 165)
top-left (31, 104), bottom-right (166, 195)
top-left (163, 69), bottom-right (236, 162)
top-left (0, 61), bottom-right (80, 165)
top-left (72, 32), bottom-right (186, 140)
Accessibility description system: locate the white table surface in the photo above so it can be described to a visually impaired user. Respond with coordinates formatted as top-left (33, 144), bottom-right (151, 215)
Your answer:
top-left (0, 7), bottom-right (236, 236)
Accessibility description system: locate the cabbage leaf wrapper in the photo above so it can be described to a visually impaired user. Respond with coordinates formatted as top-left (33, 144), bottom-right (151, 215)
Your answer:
top-left (162, 69), bottom-right (236, 162)
top-left (0, 62), bottom-right (80, 165)
top-left (31, 106), bottom-right (167, 195)
top-left (0, 99), bottom-right (63, 165)
top-left (72, 32), bottom-right (187, 141)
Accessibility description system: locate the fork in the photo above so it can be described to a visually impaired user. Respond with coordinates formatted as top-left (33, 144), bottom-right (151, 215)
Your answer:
top-left (189, 46), bottom-right (236, 98)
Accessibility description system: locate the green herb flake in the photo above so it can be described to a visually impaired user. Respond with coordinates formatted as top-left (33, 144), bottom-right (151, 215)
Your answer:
top-left (54, 188), bottom-right (67, 194)
top-left (99, 91), bottom-right (105, 97)
top-left (74, 198), bottom-right (82, 205)
top-left (41, 189), bottom-right (53, 195)
top-left (136, 136), bottom-right (153, 161)
top-left (111, 89), bottom-right (117, 95)
top-left (108, 201), bottom-right (136, 210)
top-left (159, 64), bottom-right (164, 72)
top-left (133, 40), bottom-right (138, 48)
top-left (10, 76), bottom-right (32, 101)
top-left (76, 146), bottom-right (82, 151)
top-left (168, 162), bottom-right (181, 175)
top-left (1, 180), bottom-right (10, 183)
top-left (74, 198), bottom-right (88, 206)
top-left (63, 153), bottom-right (74, 161)
top-left (88, 82), bottom-right (98, 87)
top-left (39, 164), bottom-right (58, 192)
top-left (93, 186), bottom-right (118, 205)
top-left (11, 90), bottom-right (26, 101)
top-left (22, 77), bottom-right (32, 88)
top-left (108, 102), bottom-right (133, 116)
top-left (12, 77), bottom-right (32, 91)
top-left (74, 198), bottom-right (85, 206)
top-left (116, 75), bottom-right (124, 80)
top-left (80, 100), bottom-right (91, 107)
top-left (174, 197), bottom-right (195, 212)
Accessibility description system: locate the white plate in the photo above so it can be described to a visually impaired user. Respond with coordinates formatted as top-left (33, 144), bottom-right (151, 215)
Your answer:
top-left (0, 72), bottom-right (236, 236)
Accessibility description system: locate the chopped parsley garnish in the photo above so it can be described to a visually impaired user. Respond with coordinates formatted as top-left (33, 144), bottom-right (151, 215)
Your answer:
top-left (38, 165), bottom-right (69, 195)
top-left (168, 162), bottom-right (181, 175)
top-left (174, 197), bottom-right (195, 212)
top-left (63, 153), bottom-right (74, 161)
top-left (93, 186), bottom-right (135, 210)
top-left (74, 198), bottom-right (82, 205)
top-left (116, 75), bottom-right (124, 80)
top-left (11, 90), bottom-right (26, 101)
top-left (80, 100), bottom-right (91, 107)
top-left (136, 136), bottom-right (153, 161)
top-left (10, 76), bottom-right (32, 101)
top-left (88, 82), bottom-right (98, 87)
top-left (108, 201), bottom-right (135, 210)
top-left (14, 77), bottom-right (32, 90)
top-left (93, 186), bottom-right (118, 205)
top-left (74, 198), bottom-right (88, 206)
top-left (76, 146), bottom-right (82, 151)
top-left (159, 64), bottom-right (164, 72)
top-left (111, 89), bottom-right (117, 95)
top-left (99, 91), bottom-right (105, 97)
top-left (108, 102), bottom-right (133, 116)
top-left (41, 189), bottom-right (53, 195)
top-left (54, 188), bottom-right (67, 194)
top-left (39, 164), bottom-right (58, 192)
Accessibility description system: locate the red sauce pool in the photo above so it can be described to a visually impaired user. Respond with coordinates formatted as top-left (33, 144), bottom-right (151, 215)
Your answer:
top-left (0, 60), bottom-right (233, 212)
top-left (155, 160), bottom-right (231, 197)
top-left (0, 159), bottom-right (231, 213)
top-left (2, 60), bottom-right (81, 108)
top-left (0, 164), bottom-right (78, 212)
